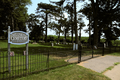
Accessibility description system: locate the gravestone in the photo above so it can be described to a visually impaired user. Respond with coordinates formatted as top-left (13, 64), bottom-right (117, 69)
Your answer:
top-left (73, 43), bottom-right (75, 50)
top-left (51, 43), bottom-right (54, 47)
top-left (10, 51), bottom-right (14, 56)
top-left (104, 43), bottom-right (106, 48)
top-left (76, 44), bottom-right (78, 50)
top-left (73, 43), bottom-right (78, 50)
top-left (23, 50), bottom-right (26, 55)
top-left (94, 45), bottom-right (97, 49)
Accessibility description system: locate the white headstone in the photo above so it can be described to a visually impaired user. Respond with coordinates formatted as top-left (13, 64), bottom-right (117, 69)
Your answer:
top-left (94, 46), bottom-right (97, 49)
top-left (76, 44), bottom-right (78, 50)
top-left (104, 43), bottom-right (106, 48)
top-left (51, 43), bottom-right (54, 47)
top-left (24, 50), bottom-right (26, 55)
top-left (73, 43), bottom-right (75, 50)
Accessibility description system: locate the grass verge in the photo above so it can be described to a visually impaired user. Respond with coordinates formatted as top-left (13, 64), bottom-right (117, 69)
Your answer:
top-left (15, 64), bottom-right (110, 80)
top-left (101, 62), bottom-right (120, 74)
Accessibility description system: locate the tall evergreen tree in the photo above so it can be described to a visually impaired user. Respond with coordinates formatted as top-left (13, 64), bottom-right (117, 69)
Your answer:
top-left (81, 0), bottom-right (120, 46)
top-left (36, 2), bottom-right (61, 43)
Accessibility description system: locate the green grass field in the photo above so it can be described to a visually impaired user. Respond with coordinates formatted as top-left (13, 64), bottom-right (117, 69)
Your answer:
top-left (0, 52), bottom-right (67, 79)
top-left (1, 39), bottom-right (119, 80)
top-left (15, 64), bottom-right (110, 80)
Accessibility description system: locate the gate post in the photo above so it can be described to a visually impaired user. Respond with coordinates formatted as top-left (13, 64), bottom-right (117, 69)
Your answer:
top-left (26, 29), bottom-right (29, 70)
top-left (102, 43), bottom-right (104, 56)
top-left (78, 44), bottom-right (82, 63)
top-left (92, 45), bottom-right (94, 58)
top-left (8, 26), bottom-right (11, 73)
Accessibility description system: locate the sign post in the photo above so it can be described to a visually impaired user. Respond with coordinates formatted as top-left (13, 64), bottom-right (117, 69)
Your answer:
top-left (26, 29), bottom-right (29, 70)
top-left (8, 26), bottom-right (29, 72)
top-left (8, 26), bottom-right (11, 73)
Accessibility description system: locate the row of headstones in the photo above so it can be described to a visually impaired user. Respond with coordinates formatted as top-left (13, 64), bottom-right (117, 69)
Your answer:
top-left (73, 42), bottom-right (108, 50)
top-left (51, 42), bottom-right (73, 47)
top-left (10, 43), bottom-right (108, 56)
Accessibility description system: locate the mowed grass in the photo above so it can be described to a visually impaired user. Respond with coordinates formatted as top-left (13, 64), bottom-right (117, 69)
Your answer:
top-left (15, 64), bottom-right (110, 80)
top-left (0, 39), bottom-right (116, 80)
top-left (0, 51), bottom-right (68, 79)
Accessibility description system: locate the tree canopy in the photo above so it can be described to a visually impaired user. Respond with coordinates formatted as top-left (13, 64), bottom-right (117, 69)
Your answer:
top-left (0, 0), bottom-right (32, 37)
top-left (80, 0), bottom-right (120, 46)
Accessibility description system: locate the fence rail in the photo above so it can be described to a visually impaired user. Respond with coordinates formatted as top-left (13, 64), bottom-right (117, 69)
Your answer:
top-left (1, 44), bottom-right (119, 80)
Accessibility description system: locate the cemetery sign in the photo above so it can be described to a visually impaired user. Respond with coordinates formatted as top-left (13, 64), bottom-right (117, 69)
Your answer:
top-left (8, 31), bottom-right (29, 45)
top-left (8, 26), bottom-right (29, 73)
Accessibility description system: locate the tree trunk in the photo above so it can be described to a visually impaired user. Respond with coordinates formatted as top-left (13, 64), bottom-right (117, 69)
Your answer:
top-left (89, 16), bottom-right (91, 45)
top-left (74, 0), bottom-right (78, 44)
top-left (64, 29), bottom-right (66, 44)
top-left (65, 29), bottom-right (66, 40)
top-left (79, 26), bottom-right (81, 44)
top-left (98, 30), bottom-right (101, 43)
top-left (91, 0), bottom-right (99, 46)
top-left (12, 16), bottom-right (14, 31)
top-left (58, 32), bottom-right (60, 43)
top-left (71, 13), bottom-right (74, 44)
top-left (45, 13), bottom-right (48, 43)
top-left (71, 27), bottom-right (73, 44)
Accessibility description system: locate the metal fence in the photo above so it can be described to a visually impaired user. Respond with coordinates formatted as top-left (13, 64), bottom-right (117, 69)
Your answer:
top-left (0, 44), bottom-right (108, 80)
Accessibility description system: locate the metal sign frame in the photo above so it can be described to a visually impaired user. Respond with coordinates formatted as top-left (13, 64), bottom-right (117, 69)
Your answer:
top-left (8, 31), bottom-right (29, 45)
top-left (8, 26), bottom-right (29, 73)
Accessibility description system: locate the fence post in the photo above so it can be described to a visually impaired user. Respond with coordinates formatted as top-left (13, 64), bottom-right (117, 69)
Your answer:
top-left (92, 45), bottom-right (94, 58)
top-left (102, 43), bottom-right (104, 56)
top-left (26, 43), bottom-right (28, 70)
top-left (109, 44), bottom-right (111, 53)
top-left (119, 44), bottom-right (120, 51)
top-left (47, 50), bottom-right (49, 70)
top-left (78, 44), bottom-right (82, 63)
top-left (115, 44), bottom-right (118, 52)
top-left (8, 26), bottom-right (11, 73)
top-left (26, 29), bottom-right (29, 70)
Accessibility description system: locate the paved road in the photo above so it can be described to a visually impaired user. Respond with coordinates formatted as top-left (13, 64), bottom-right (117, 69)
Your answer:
top-left (67, 55), bottom-right (120, 80)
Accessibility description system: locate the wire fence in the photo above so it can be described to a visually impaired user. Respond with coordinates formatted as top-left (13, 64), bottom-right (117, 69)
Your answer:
top-left (1, 43), bottom-right (119, 80)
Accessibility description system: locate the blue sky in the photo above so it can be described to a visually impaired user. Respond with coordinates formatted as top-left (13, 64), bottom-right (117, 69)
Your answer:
top-left (26, 0), bottom-right (89, 37)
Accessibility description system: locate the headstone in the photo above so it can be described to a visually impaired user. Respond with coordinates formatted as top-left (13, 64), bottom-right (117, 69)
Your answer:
top-left (10, 51), bottom-right (14, 56)
top-left (73, 43), bottom-right (75, 50)
top-left (94, 46), bottom-right (97, 49)
top-left (76, 44), bottom-right (78, 50)
top-left (51, 43), bottom-right (54, 47)
top-left (32, 42), bottom-right (37, 44)
top-left (104, 43), bottom-right (106, 48)
top-left (24, 50), bottom-right (26, 55)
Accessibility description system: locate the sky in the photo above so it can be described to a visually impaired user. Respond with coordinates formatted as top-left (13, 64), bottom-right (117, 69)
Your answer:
top-left (26, 0), bottom-right (89, 37)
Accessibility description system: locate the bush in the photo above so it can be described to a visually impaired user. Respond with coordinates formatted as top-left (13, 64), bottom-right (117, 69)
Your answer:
top-left (66, 38), bottom-right (71, 43)
top-left (47, 36), bottom-right (55, 42)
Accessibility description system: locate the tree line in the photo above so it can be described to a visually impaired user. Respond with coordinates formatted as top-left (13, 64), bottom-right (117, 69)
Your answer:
top-left (1, 0), bottom-right (120, 47)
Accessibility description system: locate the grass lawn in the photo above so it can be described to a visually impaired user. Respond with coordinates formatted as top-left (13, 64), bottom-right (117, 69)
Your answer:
top-left (1, 40), bottom-right (119, 80)
top-left (108, 52), bottom-right (120, 56)
top-left (15, 64), bottom-right (110, 80)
